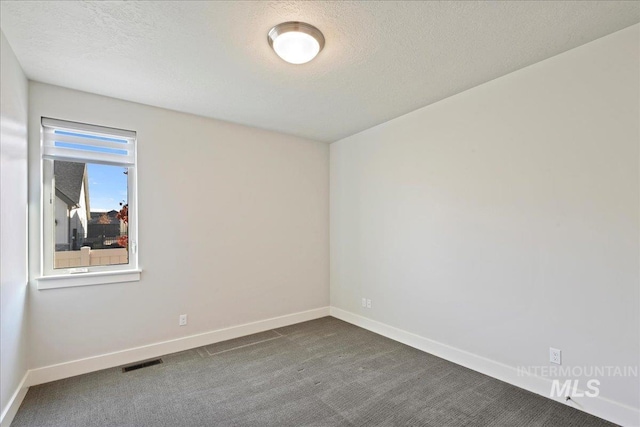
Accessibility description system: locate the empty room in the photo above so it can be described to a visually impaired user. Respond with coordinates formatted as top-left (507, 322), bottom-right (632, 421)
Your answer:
top-left (0, 1), bottom-right (638, 426)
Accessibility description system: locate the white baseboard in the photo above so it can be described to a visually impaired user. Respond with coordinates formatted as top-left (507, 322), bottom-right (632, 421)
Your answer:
top-left (26, 306), bottom-right (330, 388)
top-left (0, 372), bottom-right (29, 427)
top-left (330, 307), bottom-right (640, 427)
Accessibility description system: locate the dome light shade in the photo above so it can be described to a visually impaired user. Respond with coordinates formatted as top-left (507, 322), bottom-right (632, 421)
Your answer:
top-left (268, 22), bottom-right (325, 64)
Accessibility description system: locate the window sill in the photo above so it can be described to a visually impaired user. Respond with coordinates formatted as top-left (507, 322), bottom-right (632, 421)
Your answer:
top-left (36, 269), bottom-right (141, 290)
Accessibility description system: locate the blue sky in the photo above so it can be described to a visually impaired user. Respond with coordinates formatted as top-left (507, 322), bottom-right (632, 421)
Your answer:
top-left (87, 164), bottom-right (128, 212)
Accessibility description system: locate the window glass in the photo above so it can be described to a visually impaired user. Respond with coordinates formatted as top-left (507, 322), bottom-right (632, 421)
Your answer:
top-left (53, 160), bottom-right (129, 269)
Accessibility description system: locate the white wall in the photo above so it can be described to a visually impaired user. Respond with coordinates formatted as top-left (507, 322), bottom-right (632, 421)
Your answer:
top-left (54, 197), bottom-right (68, 247)
top-left (331, 23), bottom-right (639, 417)
top-left (73, 179), bottom-right (89, 242)
top-left (28, 82), bottom-right (329, 369)
top-left (0, 31), bottom-right (29, 420)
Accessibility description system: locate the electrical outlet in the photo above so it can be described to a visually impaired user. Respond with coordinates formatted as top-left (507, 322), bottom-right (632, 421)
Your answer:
top-left (366, 299), bottom-right (372, 309)
top-left (550, 347), bottom-right (561, 365)
top-left (179, 314), bottom-right (188, 326)
top-left (362, 297), bottom-right (367, 308)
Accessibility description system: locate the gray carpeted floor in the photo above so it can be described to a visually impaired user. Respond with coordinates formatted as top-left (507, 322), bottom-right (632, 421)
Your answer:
top-left (12, 317), bottom-right (616, 426)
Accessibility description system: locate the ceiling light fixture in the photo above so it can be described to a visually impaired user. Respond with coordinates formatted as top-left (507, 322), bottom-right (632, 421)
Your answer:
top-left (268, 22), bottom-right (325, 65)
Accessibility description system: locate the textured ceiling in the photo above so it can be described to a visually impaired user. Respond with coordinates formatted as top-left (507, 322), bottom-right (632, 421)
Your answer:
top-left (1, 1), bottom-right (639, 142)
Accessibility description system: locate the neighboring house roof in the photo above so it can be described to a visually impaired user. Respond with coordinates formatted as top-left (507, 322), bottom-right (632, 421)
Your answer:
top-left (89, 210), bottom-right (120, 225)
top-left (54, 161), bottom-right (85, 206)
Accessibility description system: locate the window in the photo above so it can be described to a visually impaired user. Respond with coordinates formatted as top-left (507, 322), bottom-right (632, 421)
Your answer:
top-left (39, 118), bottom-right (138, 287)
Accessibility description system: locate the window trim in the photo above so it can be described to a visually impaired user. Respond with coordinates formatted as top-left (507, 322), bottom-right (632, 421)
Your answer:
top-left (37, 117), bottom-right (140, 289)
top-left (36, 269), bottom-right (142, 290)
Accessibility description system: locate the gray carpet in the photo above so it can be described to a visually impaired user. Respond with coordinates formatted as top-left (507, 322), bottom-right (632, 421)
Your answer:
top-left (12, 317), bottom-right (616, 427)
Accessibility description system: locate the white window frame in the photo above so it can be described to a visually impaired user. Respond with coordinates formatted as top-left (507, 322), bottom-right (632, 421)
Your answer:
top-left (37, 117), bottom-right (140, 289)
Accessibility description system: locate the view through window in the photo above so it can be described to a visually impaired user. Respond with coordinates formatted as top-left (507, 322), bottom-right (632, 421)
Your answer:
top-left (53, 160), bottom-right (129, 268)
